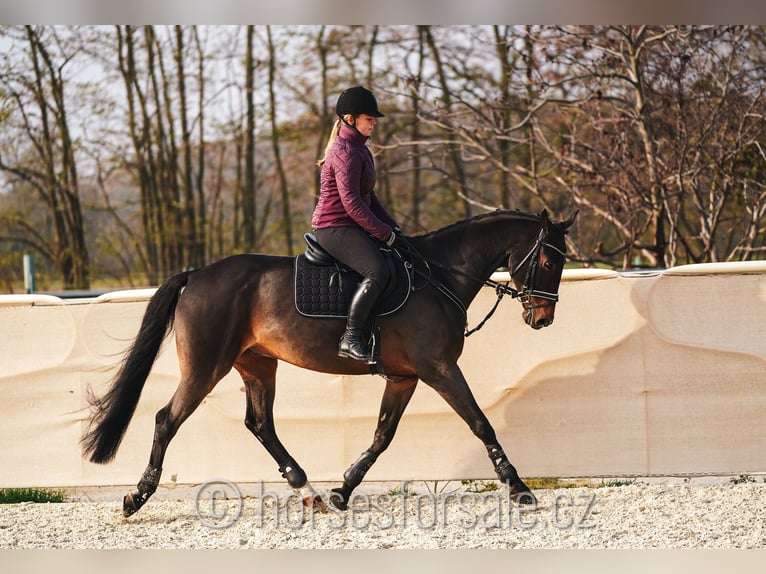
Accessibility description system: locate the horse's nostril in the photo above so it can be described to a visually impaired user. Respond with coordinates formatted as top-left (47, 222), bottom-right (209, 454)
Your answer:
top-left (535, 317), bottom-right (552, 329)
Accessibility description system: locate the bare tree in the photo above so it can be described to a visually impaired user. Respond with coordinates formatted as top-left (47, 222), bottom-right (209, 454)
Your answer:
top-left (528, 25), bottom-right (766, 268)
top-left (420, 25), bottom-right (471, 218)
top-left (3, 25), bottom-right (765, 292)
top-left (0, 26), bottom-right (90, 289)
top-left (174, 25), bottom-right (199, 268)
top-left (240, 24), bottom-right (256, 251)
top-left (266, 26), bottom-right (293, 254)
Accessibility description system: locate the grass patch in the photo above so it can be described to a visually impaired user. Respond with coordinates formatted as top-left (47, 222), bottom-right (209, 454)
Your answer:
top-left (524, 477), bottom-right (589, 490)
top-left (388, 483), bottom-right (418, 497)
top-left (0, 487), bottom-right (67, 504)
top-left (730, 474), bottom-right (756, 485)
top-left (460, 479), bottom-right (500, 493)
top-left (598, 478), bottom-right (635, 488)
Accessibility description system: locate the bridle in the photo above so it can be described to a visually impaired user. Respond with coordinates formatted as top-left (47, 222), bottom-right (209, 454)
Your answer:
top-left (395, 224), bottom-right (566, 336)
top-left (510, 227), bottom-right (566, 311)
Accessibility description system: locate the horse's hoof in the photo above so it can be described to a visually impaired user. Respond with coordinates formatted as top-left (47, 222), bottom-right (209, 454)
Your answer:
top-left (512, 490), bottom-right (538, 506)
top-left (329, 488), bottom-right (348, 511)
top-left (122, 492), bottom-right (140, 517)
top-left (504, 477), bottom-right (537, 505)
top-left (303, 494), bottom-right (329, 513)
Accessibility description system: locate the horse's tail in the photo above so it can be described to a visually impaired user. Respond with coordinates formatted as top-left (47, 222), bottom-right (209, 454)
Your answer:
top-left (81, 270), bottom-right (192, 464)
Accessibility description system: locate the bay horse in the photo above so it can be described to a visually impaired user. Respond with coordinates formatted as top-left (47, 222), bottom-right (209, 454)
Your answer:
top-left (81, 208), bottom-right (576, 517)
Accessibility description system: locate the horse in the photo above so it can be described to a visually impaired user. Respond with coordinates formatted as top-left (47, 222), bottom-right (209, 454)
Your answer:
top-left (81, 208), bottom-right (577, 517)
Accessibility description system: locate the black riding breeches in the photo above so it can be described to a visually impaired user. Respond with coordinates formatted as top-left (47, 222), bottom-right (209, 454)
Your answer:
top-left (313, 226), bottom-right (391, 291)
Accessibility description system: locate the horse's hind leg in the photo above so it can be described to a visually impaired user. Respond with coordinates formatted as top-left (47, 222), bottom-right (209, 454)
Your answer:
top-left (123, 373), bottom-right (219, 517)
top-left (330, 376), bottom-right (418, 510)
top-left (420, 362), bottom-right (536, 505)
top-left (235, 353), bottom-right (323, 509)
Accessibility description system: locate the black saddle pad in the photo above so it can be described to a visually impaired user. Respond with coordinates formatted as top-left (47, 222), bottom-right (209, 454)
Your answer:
top-left (294, 254), bottom-right (412, 318)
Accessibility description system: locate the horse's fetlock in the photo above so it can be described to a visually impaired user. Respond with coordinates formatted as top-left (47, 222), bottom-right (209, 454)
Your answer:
top-left (279, 460), bottom-right (307, 489)
top-left (137, 464), bottom-right (162, 493)
top-left (485, 444), bottom-right (520, 482)
top-left (343, 451), bottom-right (376, 488)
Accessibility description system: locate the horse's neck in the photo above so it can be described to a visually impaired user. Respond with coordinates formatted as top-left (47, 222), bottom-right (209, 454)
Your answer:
top-left (418, 213), bottom-right (539, 304)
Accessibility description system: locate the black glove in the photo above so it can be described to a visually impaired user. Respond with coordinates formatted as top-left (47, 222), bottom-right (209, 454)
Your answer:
top-left (392, 231), bottom-right (412, 253)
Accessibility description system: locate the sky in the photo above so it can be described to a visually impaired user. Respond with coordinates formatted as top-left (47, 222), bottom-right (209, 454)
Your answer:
top-left (1, 0), bottom-right (764, 25)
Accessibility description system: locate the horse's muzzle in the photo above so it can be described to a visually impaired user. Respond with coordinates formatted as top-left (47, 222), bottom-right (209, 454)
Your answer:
top-left (524, 309), bottom-right (554, 330)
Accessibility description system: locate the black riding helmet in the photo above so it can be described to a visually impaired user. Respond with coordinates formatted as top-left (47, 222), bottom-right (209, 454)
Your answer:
top-left (335, 86), bottom-right (385, 118)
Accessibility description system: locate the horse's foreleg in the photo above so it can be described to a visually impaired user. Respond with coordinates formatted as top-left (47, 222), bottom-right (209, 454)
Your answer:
top-left (420, 363), bottom-right (537, 505)
top-left (238, 355), bottom-right (324, 509)
top-left (330, 377), bottom-right (418, 510)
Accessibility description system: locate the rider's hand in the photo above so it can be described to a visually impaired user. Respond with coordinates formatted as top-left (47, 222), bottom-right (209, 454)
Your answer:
top-left (387, 226), bottom-right (410, 251)
top-left (393, 232), bottom-right (411, 252)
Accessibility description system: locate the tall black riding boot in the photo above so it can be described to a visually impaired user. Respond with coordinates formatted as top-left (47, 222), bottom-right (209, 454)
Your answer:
top-left (338, 278), bottom-right (382, 362)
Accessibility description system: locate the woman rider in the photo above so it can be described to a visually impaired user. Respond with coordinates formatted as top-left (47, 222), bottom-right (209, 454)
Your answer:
top-left (311, 86), bottom-right (403, 363)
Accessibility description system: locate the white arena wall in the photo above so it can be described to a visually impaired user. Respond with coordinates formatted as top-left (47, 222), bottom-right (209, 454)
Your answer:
top-left (1, 262), bottom-right (765, 488)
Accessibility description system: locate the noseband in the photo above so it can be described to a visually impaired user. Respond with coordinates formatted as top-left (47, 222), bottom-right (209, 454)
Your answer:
top-left (511, 227), bottom-right (566, 310)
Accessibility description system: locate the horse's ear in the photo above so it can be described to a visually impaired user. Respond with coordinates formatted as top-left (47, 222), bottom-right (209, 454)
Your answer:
top-left (539, 209), bottom-right (552, 233)
top-left (560, 210), bottom-right (578, 232)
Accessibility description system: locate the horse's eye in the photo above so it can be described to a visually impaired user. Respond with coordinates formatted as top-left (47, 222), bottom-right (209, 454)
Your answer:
top-left (544, 260), bottom-right (554, 270)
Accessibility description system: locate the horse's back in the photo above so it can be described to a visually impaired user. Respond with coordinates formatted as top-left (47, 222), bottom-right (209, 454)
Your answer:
top-left (189, 252), bottom-right (291, 285)
top-left (177, 253), bottom-right (294, 318)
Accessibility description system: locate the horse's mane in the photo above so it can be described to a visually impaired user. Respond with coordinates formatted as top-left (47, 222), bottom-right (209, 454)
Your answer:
top-left (413, 209), bottom-right (541, 240)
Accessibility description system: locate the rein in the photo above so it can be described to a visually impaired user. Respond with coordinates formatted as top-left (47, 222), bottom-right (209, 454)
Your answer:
top-left (394, 227), bottom-right (564, 337)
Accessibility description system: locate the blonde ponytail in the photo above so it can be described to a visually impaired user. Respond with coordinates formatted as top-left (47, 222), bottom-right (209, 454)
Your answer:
top-left (316, 116), bottom-right (353, 167)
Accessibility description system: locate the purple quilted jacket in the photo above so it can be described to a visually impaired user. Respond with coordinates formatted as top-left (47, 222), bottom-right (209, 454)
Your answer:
top-left (311, 124), bottom-right (397, 242)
